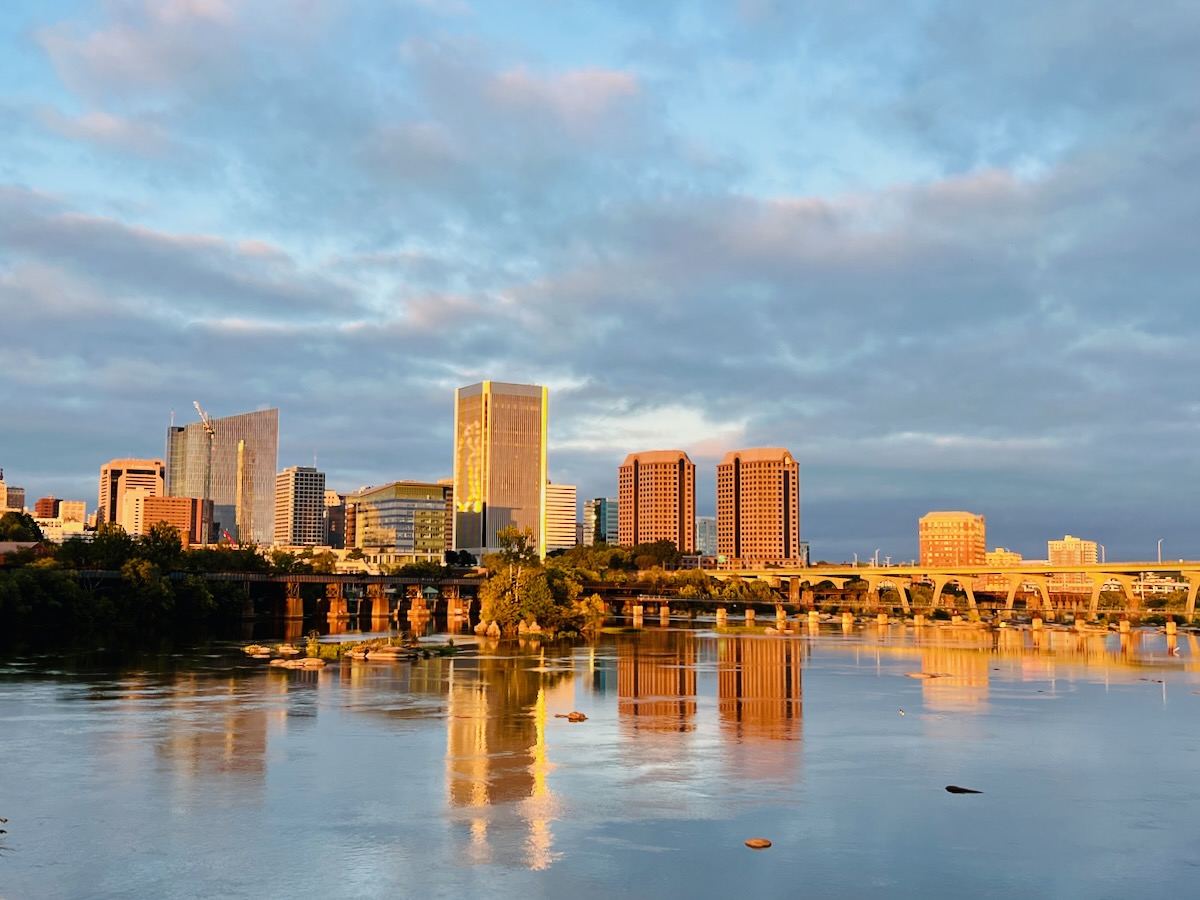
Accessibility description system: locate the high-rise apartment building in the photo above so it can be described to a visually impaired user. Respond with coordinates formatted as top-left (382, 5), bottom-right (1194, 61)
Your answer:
top-left (696, 515), bottom-right (718, 557)
top-left (984, 547), bottom-right (1024, 591)
top-left (166, 408), bottom-right (279, 545)
top-left (1048, 534), bottom-right (1098, 593)
top-left (716, 448), bottom-right (800, 567)
top-left (98, 458), bottom-right (165, 534)
top-left (453, 381), bottom-right (547, 557)
top-left (545, 483), bottom-right (577, 552)
top-left (347, 481), bottom-right (454, 566)
top-left (618, 451), bottom-right (695, 553)
top-left (274, 466), bottom-right (326, 547)
top-left (583, 497), bottom-right (619, 546)
top-left (918, 511), bottom-right (986, 566)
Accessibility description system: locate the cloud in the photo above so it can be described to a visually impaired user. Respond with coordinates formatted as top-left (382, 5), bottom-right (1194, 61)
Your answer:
top-left (36, 108), bottom-right (172, 157)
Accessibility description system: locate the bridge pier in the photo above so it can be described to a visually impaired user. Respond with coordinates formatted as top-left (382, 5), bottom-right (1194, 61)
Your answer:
top-left (326, 582), bottom-right (349, 620)
top-left (716, 607), bottom-right (727, 627)
top-left (285, 581), bottom-right (303, 619)
top-left (745, 608), bottom-right (755, 626)
top-left (1182, 571), bottom-right (1200, 621)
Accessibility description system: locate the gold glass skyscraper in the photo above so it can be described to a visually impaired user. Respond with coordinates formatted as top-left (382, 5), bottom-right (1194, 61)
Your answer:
top-left (453, 381), bottom-right (548, 556)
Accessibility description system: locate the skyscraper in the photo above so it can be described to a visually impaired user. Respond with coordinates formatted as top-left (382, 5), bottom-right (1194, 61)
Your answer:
top-left (453, 381), bottom-right (548, 557)
top-left (695, 515), bottom-right (718, 557)
top-left (545, 483), bottom-right (578, 552)
top-left (274, 466), bottom-right (326, 547)
top-left (716, 448), bottom-right (800, 567)
top-left (618, 451), bottom-right (695, 553)
top-left (918, 511), bottom-right (986, 566)
top-left (166, 408), bottom-right (279, 545)
top-left (583, 497), bottom-right (619, 545)
top-left (98, 458), bottom-right (165, 534)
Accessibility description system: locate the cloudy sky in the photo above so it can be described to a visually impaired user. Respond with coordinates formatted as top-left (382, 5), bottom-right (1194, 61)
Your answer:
top-left (1, 0), bottom-right (1197, 563)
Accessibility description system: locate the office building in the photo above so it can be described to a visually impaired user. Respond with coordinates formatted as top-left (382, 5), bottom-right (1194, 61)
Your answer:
top-left (453, 381), bottom-right (547, 557)
top-left (0, 470), bottom-right (25, 511)
top-left (274, 466), bottom-right (326, 547)
top-left (618, 450), bottom-right (695, 553)
top-left (545, 483), bottom-right (578, 552)
top-left (34, 496), bottom-right (60, 518)
top-left (347, 481), bottom-right (453, 567)
top-left (324, 490), bottom-right (346, 549)
top-left (134, 496), bottom-right (212, 545)
top-left (166, 408), bottom-right (279, 545)
top-left (1048, 534), bottom-right (1098, 594)
top-left (583, 497), bottom-right (619, 546)
top-left (59, 500), bottom-right (86, 523)
top-left (98, 458), bottom-right (165, 534)
top-left (716, 448), bottom-right (800, 567)
top-left (918, 511), bottom-right (986, 566)
top-left (696, 515), bottom-right (718, 557)
top-left (984, 547), bottom-right (1023, 592)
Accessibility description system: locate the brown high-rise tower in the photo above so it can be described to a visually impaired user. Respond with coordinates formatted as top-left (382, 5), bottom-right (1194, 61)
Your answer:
top-left (617, 450), bottom-right (695, 553)
top-left (716, 448), bottom-right (800, 567)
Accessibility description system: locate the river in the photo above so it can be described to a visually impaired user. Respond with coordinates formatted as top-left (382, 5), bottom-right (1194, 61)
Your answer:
top-left (2, 623), bottom-right (1199, 898)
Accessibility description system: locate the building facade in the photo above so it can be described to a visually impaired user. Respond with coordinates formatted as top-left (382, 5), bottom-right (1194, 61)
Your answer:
top-left (0, 470), bottom-right (25, 511)
top-left (696, 515), bottom-right (718, 557)
top-left (274, 466), bottom-right (327, 547)
top-left (453, 381), bottom-right (547, 557)
top-left (918, 511), bottom-right (986, 566)
top-left (1048, 534), bottom-right (1098, 593)
top-left (166, 408), bottom-right (279, 545)
top-left (98, 458), bottom-right (165, 534)
top-left (617, 451), bottom-right (695, 553)
top-left (347, 481), bottom-right (453, 567)
top-left (984, 547), bottom-right (1024, 591)
top-left (323, 489), bottom-right (346, 549)
top-left (583, 497), bottom-right (619, 546)
top-left (135, 496), bottom-right (212, 546)
top-left (545, 483), bottom-right (578, 552)
top-left (34, 496), bottom-right (60, 518)
top-left (715, 448), bottom-right (800, 567)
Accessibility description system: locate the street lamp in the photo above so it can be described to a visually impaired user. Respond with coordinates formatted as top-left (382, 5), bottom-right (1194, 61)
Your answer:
top-left (1158, 539), bottom-right (1163, 564)
top-left (873, 548), bottom-right (880, 567)
top-left (1099, 544), bottom-right (1106, 564)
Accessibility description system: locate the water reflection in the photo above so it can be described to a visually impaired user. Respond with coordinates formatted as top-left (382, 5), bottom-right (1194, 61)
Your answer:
top-left (445, 652), bottom-right (573, 870)
top-left (616, 631), bottom-right (697, 733)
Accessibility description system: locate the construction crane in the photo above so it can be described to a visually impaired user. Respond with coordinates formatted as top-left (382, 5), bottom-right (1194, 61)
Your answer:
top-left (193, 401), bottom-right (216, 545)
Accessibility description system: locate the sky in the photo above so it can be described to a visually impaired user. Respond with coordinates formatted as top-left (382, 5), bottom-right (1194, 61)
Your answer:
top-left (1, 0), bottom-right (1197, 564)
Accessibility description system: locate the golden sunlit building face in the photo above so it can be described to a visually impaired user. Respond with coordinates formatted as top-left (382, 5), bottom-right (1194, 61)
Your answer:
top-left (453, 381), bottom-right (548, 556)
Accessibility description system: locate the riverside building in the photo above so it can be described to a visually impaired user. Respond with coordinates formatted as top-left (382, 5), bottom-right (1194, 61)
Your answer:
top-left (617, 451), bottom-right (696, 553)
top-left (453, 381), bottom-right (548, 558)
top-left (1048, 534), bottom-right (1098, 593)
top-left (166, 408), bottom-right (279, 545)
top-left (545, 483), bottom-right (578, 552)
top-left (715, 448), bottom-right (800, 568)
top-left (274, 466), bottom-right (327, 547)
top-left (346, 481), bottom-right (453, 568)
top-left (97, 458), bottom-right (165, 534)
top-left (583, 497), bottom-right (619, 546)
top-left (918, 511), bottom-right (986, 566)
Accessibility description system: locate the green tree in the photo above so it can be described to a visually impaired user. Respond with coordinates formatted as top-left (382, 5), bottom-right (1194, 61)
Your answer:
top-left (91, 522), bottom-right (135, 570)
top-left (137, 522), bottom-right (184, 571)
top-left (0, 511), bottom-right (42, 543)
top-left (496, 525), bottom-right (539, 566)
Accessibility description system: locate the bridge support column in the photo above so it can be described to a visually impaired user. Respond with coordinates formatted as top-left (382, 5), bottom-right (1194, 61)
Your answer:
top-left (1088, 577), bottom-right (1105, 619)
top-left (285, 581), bottom-right (303, 619)
top-left (1181, 571), bottom-right (1200, 622)
top-left (1105, 574), bottom-right (1140, 613)
top-left (716, 607), bottom-right (727, 627)
top-left (745, 608), bottom-right (755, 626)
top-left (367, 584), bottom-right (390, 622)
top-left (788, 578), bottom-right (800, 603)
top-left (327, 582), bottom-right (348, 620)
top-left (660, 605), bottom-right (670, 626)
top-left (776, 605), bottom-right (787, 629)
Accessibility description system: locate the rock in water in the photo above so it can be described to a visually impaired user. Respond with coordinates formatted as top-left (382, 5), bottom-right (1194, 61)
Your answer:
top-left (945, 785), bottom-right (983, 794)
top-left (745, 838), bottom-right (772, 849)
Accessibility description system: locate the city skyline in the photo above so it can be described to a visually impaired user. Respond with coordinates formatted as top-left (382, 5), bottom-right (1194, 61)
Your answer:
top-left (2, 2), bottom-right (1197, 563)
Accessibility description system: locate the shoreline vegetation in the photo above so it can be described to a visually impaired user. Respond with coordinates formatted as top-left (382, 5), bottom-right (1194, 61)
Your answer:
top-left (3, 513), bottom-right (1196, 651)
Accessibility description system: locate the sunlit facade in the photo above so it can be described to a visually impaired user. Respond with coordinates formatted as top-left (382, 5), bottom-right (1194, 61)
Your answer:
top-left (918, 511), bottom-right (986, 566)
top-left (166, 408), bottom-right (279, 545)
top-left (1049, 534), bottom-right (1098, 593)
top-left (453, 381), bottom-right (548, 557)
top-left (98, 458), bottom-right (165, 534)
top-left (274, 466), bottom-right (326, 547)
top-left (347, 480), bottom-right (452, 566)
top-left (716, 448), bottom-right (800, 567)
top-left (617, 450), bottom-right (695, 553)
top-left (582, 497), bottom-right (619, 546)
top-left (545, 483), bottom-right (577, 552)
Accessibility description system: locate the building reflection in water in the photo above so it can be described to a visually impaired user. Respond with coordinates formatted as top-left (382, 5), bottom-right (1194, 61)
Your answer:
top-left (616, 631), bottom-right (697, 734)
top-left (716, 637), bottom-right (803, 782)
top-left (920, 645), bottom-right (990, 712)
top-left (445, 652), bottom-right (572, 871)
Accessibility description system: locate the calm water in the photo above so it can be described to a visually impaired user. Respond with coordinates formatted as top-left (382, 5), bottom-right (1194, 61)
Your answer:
top-left (3, 624), bottom-right (1200, 899)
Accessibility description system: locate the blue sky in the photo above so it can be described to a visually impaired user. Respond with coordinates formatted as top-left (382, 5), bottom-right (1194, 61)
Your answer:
top-left (1, 0), bottom-right (1197, 563)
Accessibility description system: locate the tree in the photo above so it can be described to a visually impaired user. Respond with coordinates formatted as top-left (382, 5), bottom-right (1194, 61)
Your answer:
top-left (91, 522), bottom-right (135, 570)
top-left (0, 512), bottom-right (42, 543)
top-left (138, 522), bottom-right (183, 571)
top-left (496, 525), bottom-right (539, 566)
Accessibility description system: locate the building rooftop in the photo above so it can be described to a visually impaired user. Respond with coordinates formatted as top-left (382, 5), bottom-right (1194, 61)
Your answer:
top-left (621, 450), bottom-right (693, 465)
top-left (718, 448), bottom-right (795, 465)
